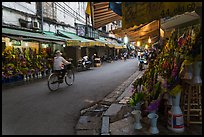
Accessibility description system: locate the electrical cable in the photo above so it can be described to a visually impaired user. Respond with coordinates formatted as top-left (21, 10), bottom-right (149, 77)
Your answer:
top-left (56, 2), bottom-right (86, 24)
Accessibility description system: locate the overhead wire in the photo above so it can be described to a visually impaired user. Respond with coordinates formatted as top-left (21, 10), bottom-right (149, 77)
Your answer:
top-left (55, 2), bottom-right (86, 24)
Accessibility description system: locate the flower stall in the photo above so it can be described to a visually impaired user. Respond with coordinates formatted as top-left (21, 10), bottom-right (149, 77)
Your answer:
top-left (2, 38), bottom-right (55, 84)
top-left (128, 23), bottom-right (201, 133)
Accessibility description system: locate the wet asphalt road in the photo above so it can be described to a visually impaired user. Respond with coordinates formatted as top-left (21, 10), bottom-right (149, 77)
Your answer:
top-left (2, 58), bottom-right (139, 135)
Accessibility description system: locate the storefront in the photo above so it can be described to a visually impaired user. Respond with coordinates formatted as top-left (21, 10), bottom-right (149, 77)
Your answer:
top-left (2, 27), bottom-right (67, 83)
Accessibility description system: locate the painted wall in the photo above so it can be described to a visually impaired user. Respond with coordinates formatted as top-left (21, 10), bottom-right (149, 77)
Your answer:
top-left (2, 2), bottom-right (37, 15)
top-left (2, 2), bottom-right (90, 34)
top-left (2, 2), bottom-right (36, 26)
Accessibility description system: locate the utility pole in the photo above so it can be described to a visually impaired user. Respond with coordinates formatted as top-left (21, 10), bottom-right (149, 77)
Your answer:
top-left (41, 2), bottom-right (44, 34)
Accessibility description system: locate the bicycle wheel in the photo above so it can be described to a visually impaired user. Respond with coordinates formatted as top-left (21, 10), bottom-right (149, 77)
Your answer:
top-left (48, 73), bottom-right (59, 91)
top-left (65, 69), bottom-right (75, 86)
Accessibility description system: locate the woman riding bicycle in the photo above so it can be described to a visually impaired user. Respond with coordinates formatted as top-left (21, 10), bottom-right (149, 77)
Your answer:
top-left (53, 50), bottom-right (71, 83)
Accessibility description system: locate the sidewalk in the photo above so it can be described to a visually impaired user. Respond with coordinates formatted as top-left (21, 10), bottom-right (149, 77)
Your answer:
top-left (75, 69), bottom-right (144, 135)
top-left (75, 68), bottom-right (202, 135)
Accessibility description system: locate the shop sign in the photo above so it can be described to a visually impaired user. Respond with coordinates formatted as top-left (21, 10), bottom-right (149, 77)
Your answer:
top-left (76, 23), bottom-right (99, 39)
top-left (122, 2), bottom-right (202, 29)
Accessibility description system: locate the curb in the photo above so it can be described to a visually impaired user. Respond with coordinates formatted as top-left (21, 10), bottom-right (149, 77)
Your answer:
top-left (100, 70), bottom-right (145, 135)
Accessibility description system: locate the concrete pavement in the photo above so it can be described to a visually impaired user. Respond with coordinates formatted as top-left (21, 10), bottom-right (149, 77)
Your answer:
top-left (75, 66), bottom-right (145, 135)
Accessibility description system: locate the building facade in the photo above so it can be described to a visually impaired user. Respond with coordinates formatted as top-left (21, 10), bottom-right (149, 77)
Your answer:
top-left (2, 2), bottom-right (123, 84)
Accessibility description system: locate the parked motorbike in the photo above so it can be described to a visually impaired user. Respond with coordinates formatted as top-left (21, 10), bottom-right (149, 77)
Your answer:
top-left (77, 59), bottom-right (92, 71)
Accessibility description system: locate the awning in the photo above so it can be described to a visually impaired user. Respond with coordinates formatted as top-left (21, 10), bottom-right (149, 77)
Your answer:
top-left (81, 41), bottom-right (104, 47)
top-left (122, 2), bottom-right (202, 29)
top-left (57, 30), bottom-right (95, 47)
top-left (2, 27), bottom-right (65, 43)
top-left (57, 30), bottom-right (91, 42)
top-left (43, 31), bottom-right (71, 41)
top-left (94, 36), bottom-right (108, 46)
top-left (161, 11), bottom-right (200, 30)
top-left (112, 20), bottom-right (159, 44)
top-left (81, 36), bottom-right (108, 47)
top-left (92, 2), bottom-right (122, 29)
top-left (115, 43), bottom-right (126, 49)
top-left (109, 2), bottom-right (122, 16)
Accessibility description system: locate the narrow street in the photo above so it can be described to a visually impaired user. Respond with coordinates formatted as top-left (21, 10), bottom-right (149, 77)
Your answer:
top-left (2, 58), bottom-right (140, 135)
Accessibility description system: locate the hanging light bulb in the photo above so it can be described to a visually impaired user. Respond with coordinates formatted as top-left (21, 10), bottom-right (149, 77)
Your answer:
top-left (148, 36), bottom-right (151, 44)
top-left (145, 44), bottom-right (148, 49)
top-left (137, 41), bottom-right (140, 47)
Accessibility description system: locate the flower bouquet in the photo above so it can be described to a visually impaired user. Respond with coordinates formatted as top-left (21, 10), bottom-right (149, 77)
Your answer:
top-left (129, 92), bottom-right (146, 110)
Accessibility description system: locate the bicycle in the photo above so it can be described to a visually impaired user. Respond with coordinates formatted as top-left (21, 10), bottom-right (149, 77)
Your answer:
top-left (47, 64), bottom-right (75, 91)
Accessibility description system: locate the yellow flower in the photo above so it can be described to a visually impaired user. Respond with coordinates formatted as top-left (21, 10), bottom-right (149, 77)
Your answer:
top-left (169, 84), bottom-right (182, 96)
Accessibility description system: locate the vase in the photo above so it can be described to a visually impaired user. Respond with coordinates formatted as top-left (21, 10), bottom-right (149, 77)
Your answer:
top-left (134, 102), bottom-right (143, 110)
top-left (191, 61), bottom-right (202, 84)
top-left (30, 74), bottom-right (33, 79)
top-left (131, 110), bottom-right (142, 129)
top-left (43, 70), bottom-right (47, 77)
top-left (183, 63), bottom-right (193, 80)
top-left (23, 75), bottom-right (27, 81)
top-left (27, 75), bottom-right (30, 81)
top-left (148, 113), bottom-right (159, 134)
top-left (167, 92), bottom-right (184, 133)
top-left (35, 73), bottom-right (38, 79)
top-left (38, 72), bottom-right (42, 78)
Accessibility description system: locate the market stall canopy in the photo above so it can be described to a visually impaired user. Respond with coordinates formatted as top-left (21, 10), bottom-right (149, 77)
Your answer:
top-left (43, 31), bottom-right (71, 41)
top-left (109, 2), bottom-right (122, 16)
top-left (112, 20), bottom-right (160, 44)
top-left (81, 38), bottom-right (105, 47)
top-left (57, 30), bottom-right (93, 46)
top-left (161, 11), bottom-right (200, 30)
top-left (115, 44), bottom-right (126, 49)
top-left (2, 27), bottom-right (66, 43)
top-left (91, 2), bottom-right (122, 29)
top-left (92, 36), bottom-right (108, 47)
top-left (122, 2), bottom-right (202, 29)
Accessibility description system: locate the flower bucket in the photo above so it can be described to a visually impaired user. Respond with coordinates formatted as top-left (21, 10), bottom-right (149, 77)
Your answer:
top-left (34, 73), bottom-right (38, 79)
top-left (27, 75), bottom-right (30, 81)
top-left (148, 113), bottom-right (159, 134)
top-left (131, 110), bottom-right (142, 129)
top-left (23, 75), bottom-right (27, 81)
top-left (134, 102), bottom-right (143, 110)
top-left (192, 61), bottom-right (202, 84)
top-left (30, 74), bottom-right (33, 79)
top-left (168, 92), bottom-right (184, 133)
